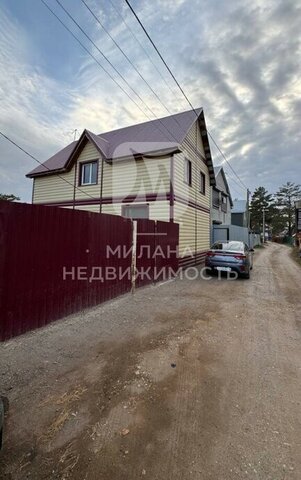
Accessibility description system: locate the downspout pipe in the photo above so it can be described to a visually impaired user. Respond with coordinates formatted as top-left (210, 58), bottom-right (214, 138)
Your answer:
top-left (99, 157), bottom-right (104, 213)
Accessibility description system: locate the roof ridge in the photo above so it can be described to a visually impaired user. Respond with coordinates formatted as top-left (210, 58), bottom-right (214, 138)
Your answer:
top-left (97, 107), bottom-right (203, 138)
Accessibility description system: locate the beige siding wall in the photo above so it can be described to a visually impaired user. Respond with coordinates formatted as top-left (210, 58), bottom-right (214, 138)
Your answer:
top-left (102, 201), bottom-right (169, 222)
top-left (33, 141), bottom-right (170, 205)
top-left (102, 157), bottom-right (170, 199)
top-left (33, 142), bottom-right (101, 204)
top-left (174, 122), bottom-right (210, 209)
top-left (33, 169), bottom-right (75, 204)
top-left (32, 128), bottom-right (211, 258)
top-left (173, 121), bottom-right (210, 256)
top-left (174, 203), bottom-right (210, 257)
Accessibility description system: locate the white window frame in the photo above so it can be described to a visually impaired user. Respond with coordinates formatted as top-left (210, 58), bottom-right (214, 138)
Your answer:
top-left (80, 161), bottom-right (98, 186)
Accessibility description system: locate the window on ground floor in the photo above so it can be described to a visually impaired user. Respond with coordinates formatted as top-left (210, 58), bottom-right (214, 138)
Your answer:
top-left (80, 161), bottom-right (98, 185)
top-left (122, 204), bottom-right (149, 219)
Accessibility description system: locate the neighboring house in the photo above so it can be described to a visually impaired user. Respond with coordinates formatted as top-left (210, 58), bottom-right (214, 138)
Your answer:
top-left (27, 108), bottom-right (216, 266)
top-left (231, 200), bottom-right (249, 227)
top-left (211, 166), bottom-right (233, 225)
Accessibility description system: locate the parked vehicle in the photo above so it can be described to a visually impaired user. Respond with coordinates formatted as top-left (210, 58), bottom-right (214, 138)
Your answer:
top-left (205, 241), bottom-right (254, 278)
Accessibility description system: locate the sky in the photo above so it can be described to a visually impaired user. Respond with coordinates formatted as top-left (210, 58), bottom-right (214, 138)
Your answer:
top-left (0, 0), bottom-right (300, 202)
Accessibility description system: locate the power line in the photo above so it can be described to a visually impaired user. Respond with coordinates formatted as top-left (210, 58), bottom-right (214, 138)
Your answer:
top-left (80, 0), bottom-right (191, 142)
top-left (80, 0), bottom-right (176, 118)
top-left (211, 146), bottom-right (248, 193)
top-left (41, 0), bottom-right (246, 195)
top-left (107, 0), bottom-right (180, 102)
top-left (52, 0), bottom-right (188, 146)
top-left (54, 0), bottom-right (156, 118)
top-left (124, 0), bottom-right (249, 192)
top-left (223, 169), bottom-right (247, 196)
top-left (207, 132), bottom-right (249, 190)
top-left (42, 0), bottom-right (190, 148)
top-left (40, 0), bottom-right (152, 123)
top-left (0, 131), bottom-right (97, 201)
top-left (124, 0), bottom-right (195, 113)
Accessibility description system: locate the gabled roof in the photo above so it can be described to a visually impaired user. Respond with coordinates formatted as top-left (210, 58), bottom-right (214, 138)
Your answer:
top-left (213, 166), bottom-right (222, 177)
top-left (27, 108), bottom-right (215, 185)
top-left (213, 165), bottom-right (233, 207)
top-left (232, 200), bottom-right (248, 213)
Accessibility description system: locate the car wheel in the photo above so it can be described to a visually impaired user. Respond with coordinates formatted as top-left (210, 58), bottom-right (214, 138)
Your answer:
top-left (242, 271), bottom-right (250, 279)
top-left (205, 267), bottom-right (213, 277)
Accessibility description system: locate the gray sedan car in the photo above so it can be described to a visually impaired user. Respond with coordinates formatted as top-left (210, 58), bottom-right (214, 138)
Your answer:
top-left (205, 241), bottom-right (254, 278)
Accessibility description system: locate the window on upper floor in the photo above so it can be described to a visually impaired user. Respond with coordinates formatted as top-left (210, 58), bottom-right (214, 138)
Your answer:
top-left (199, 171), bottom-right (206, 195)
top-left (80, 161), bottom-right (98, 186)
top-left (212, 188), bottom-right (220, 208)
top-left (184, 158), bottom-right (192, 186)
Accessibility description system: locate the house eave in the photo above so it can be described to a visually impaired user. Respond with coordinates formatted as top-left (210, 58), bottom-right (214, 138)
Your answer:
top-left (26, 168), bottom-right (68, 179)
top-left (106, 146), bottom-right (181, 163)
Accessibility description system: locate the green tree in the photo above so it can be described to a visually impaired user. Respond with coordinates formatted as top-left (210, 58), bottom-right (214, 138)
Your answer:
top-left (270, 208), bottom-right (288, 236)
top-left (274, 182), bottom-right (301, 236)
top-left (250, 186), bottom-right (274, 232)
top-left (0, 193), bottom-right (20, 202)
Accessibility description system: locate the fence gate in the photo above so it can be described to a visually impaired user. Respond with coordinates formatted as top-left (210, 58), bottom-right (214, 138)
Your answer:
top-left (135, 219), bottom-right (179, 288)
top-left (0, 201), bottom-right (179, 341)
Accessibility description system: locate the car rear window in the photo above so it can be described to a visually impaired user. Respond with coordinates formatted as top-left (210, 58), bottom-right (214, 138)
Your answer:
top-left (212, 241), bottom-right (244, 251)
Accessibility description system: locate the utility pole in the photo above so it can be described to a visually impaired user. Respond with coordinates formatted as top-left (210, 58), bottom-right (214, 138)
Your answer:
top-left (247, 189), bottom-right (251, 246)
top-left (262, 208), bottom-right (265, 243)
top-left (247, 189), bottom-right (251, 229)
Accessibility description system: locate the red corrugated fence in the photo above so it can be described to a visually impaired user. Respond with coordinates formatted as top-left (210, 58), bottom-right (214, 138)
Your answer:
top-left (0, 201), bottom-right (179, 341)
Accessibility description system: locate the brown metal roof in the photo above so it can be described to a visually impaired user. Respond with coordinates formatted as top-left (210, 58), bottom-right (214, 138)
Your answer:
top-left (27, 108), bottom-right (215, 185)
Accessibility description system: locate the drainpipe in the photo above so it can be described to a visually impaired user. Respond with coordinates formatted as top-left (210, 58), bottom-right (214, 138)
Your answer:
top-left (169, 154), bottom-right (174, 222)
top-left (73, 162), bottom-right (77, 210)
top-left (31, 179), bottom-right (35, 204)
top-left (195, 121), bottom-right (198, 265)
top-left (99, 157), bottom-right (104, 213)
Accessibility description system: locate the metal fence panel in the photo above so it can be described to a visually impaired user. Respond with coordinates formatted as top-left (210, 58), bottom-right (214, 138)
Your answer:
top-left (212, 225), bottom-right (261, 248)
top-left (0, 201), bottom-right (180, 341)
top-left (0, 201), bottom-right (132, 341)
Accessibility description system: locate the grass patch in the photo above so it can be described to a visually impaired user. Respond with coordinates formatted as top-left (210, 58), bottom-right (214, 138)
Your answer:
top-left (254, 244), bottom-right (265, 249)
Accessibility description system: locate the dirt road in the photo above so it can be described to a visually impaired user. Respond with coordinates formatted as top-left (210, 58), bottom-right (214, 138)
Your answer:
top-left (0, 242), bottom-right (300, 479)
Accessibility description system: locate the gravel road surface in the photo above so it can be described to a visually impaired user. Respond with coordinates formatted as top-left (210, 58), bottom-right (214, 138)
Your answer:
top-left (0, 242), bottom-right (300, 480)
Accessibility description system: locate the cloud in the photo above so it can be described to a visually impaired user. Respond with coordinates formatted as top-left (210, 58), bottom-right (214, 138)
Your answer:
top-left (0, 0), bottom-right (300, 202)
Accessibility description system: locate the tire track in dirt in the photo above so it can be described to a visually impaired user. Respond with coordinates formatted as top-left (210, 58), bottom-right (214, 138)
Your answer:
top-left (1, 243), bottom-right (300, 480)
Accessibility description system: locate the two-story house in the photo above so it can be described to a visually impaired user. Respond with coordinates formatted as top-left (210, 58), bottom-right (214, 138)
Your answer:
top-left (27, 108), bottom-right (216, 266)
top-left (211, 166), bottom-right (233, 225)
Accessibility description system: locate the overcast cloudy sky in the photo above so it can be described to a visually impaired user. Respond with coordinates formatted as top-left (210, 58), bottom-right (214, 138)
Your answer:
top-left (0, 0), bottom-right (300, 202)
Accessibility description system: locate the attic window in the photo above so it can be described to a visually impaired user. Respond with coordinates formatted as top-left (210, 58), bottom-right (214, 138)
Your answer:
top-left (80, 161), bottom-right (98, 186)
